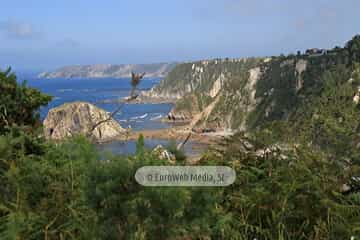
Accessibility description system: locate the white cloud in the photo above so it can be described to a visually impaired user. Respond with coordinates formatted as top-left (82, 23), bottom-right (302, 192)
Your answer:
top-left (0, 20), bottom-right (39, 39)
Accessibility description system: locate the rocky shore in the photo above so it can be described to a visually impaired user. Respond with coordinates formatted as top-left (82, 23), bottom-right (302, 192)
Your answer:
top-left (121, 127), bottom-right (223, 145)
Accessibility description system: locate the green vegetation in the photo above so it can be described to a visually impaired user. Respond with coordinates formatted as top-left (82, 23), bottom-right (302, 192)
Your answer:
top-left (165, 140), bottom-right (187, 163)
top-left (0, 68), bottom-right (52, 134)
top-left (205, 133), bottom-right (360, 239)
top-left (0, 69), bottom-right (222, 239)
top-left (156, 35), bottom-right (360, 132)
top-left (1, 35), bottom-right (360, 239)
top-left (203, 62), bottom-right (360, 239)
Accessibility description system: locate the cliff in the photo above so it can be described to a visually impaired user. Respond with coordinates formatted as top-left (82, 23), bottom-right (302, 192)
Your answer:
top-left (43, 102), bottom-right (126, 142)
top-left (141, 36), bottom-right (359, 132)
top-left (38, 63), bottom-right (177, 79)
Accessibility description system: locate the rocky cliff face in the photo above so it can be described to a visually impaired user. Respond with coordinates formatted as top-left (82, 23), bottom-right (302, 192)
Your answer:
top-left (38, 63), bottom-right (177, 79)
top-left (143, 47), bottom-right (351, 132)
top-left (43, 102), bottom-right (125, 142)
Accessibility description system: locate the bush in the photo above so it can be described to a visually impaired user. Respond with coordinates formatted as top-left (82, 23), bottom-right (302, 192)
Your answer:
top-left (0, 68), bottom-right (51, 134)
top-left (166, 140), bottom-right (187, 162)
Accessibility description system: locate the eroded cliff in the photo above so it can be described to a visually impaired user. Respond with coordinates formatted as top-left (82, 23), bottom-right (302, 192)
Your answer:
top-left (142, 44), bottom-right (354, 132)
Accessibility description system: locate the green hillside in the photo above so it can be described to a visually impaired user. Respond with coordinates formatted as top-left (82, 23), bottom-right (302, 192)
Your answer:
top-left (151, 35), bottom-right (360, 132)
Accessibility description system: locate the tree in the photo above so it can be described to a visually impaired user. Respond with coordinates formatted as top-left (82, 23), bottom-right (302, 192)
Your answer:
top-left (292, 65), bottom-right (360, 164)
top-left (201, 63), bottom-right (360, 239)
top-left (0, 68), bottom-right (52, 134)
top-left (136, 133), bottom-right (145, 155)
top-left (204, 130), bottom-right (360, 239)
top-left (346, 34), bottom-right (360, 64)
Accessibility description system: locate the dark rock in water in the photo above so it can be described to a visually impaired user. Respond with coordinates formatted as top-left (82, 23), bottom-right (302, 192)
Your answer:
top-left (43, 102), bottom-right (125, 142)
top-left (167, 111), bottom-right (191, 122)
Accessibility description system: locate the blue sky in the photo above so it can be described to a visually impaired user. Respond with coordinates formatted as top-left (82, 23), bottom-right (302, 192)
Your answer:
top-left (0, 0), bottom-right (359, 71)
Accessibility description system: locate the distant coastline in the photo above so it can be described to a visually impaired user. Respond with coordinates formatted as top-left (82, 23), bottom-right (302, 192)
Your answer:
top-left (38, 62), bottom-right (177, 79)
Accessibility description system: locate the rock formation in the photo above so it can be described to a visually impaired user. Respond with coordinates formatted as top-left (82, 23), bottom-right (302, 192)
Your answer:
top-left (152, 145), bottom-right (176, 163)
top-left (43, 102), bottom-right (125, 142)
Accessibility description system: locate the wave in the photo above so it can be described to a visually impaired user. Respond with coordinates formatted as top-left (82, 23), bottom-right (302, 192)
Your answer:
top-left (130, 113), bottom-right (148, 120)
top-left (81, 89), bottom-right (96, 92)
top-left (57, 89), bottom-right (73, 92)
top-left (150, 114), bottom-right (162, 121)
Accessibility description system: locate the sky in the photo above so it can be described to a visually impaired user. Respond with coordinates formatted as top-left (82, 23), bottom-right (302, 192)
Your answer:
top-left (0, 0), bottom-right (359, 71)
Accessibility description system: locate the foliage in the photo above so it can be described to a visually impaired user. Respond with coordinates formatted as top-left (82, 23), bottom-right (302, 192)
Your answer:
top-left (0, 68), bottom-right (52, 134)
top-left (86, 148), bottom-right (222, 239)
top-left (1, 35), bottom-right (360, 239)
top-left (201, 61), bottom-right (360, 239)
top-left (155, 35), bottom-right (360, 131)
top-left (0, 67), bottom-right (223, 240)
top-left (0, 132), bottom-right (98, 240)
top-left (0, 128), bottom-right (223, 239)
top-left (136, 133), bottom-right (145, 155)
top-left (290, 65), bottom-right (360, 163)
top-left (346, 34), bottom-right (360, 64)
top-left (206, 133), bottom-right (360, 239)
top-left (166, 140), bottom-right (187, 162)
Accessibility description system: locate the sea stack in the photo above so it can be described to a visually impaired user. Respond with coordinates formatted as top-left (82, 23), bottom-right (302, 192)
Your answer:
top-left (43, 102), bottom-right (125, 142)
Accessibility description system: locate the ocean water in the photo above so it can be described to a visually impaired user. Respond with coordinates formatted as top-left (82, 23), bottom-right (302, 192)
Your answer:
top-left (96, 138), bottom-right (207, 157)
top-left (23, 76), bottom-right (205, 156)
top-left (25, 77), bottom-right (173, 130)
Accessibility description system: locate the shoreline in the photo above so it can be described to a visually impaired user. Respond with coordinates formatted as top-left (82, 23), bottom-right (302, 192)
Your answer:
top-left (126, 127), bottom-right (227, 163)
top-left (97, 94), bottom-right (179, 105)
top-left (96, 126), bottom-right (227, 163)
top-left (119, 127), bottom-right (223, 145)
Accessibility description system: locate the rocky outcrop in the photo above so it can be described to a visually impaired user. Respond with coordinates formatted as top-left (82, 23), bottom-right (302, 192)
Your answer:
top-left (246, 67), bottom-right (262, 110)
top-left (38, 63), bottom-right (177, 79)
top-left (152, 145), bottom-right (176, 163)
top-left (43, 102), bottom-right (125, 142)
top-left (167, 111), bottom-right (191, 122)
top-left (136, 88), bottom-right (182, 103)
top-left (354, 86), bottom-right (360, 104)
top-left (155, 58), bottom-right (264, 131)
top-left (295, 59), bottom-right (308, 91)
top-left (209, 73), bottom-right (225, 98)
top-left (166, 94), bottom-right (203, 122)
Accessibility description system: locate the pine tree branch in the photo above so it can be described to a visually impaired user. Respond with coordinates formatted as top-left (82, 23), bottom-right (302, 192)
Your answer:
top-left (87, 73), bottom-right (144, 138)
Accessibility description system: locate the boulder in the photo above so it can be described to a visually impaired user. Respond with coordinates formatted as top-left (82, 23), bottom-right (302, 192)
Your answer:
top-left (43, 102), bottom-right (125, 142)
top-left (152, 145), bottom-right (176, 163)
top-left (167, 111), bottom-right (191, 121)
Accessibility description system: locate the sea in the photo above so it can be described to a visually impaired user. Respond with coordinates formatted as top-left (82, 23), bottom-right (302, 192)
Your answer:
top-left (21, 74), bottom-right (205, 156)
